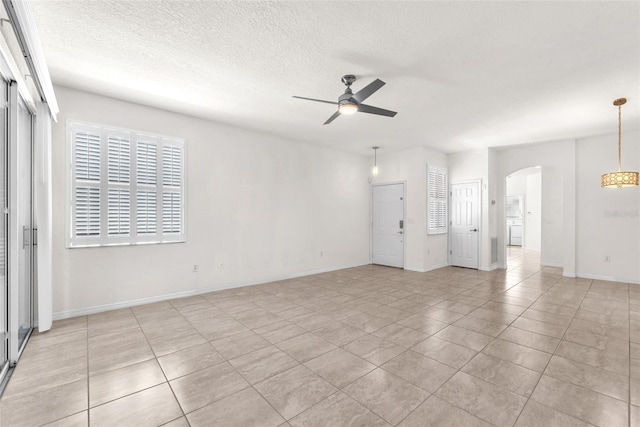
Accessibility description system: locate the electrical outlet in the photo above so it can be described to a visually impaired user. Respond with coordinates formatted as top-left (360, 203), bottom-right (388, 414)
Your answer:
top-left (604, 255), bottom-right (611, 262)
top-left (320, 251), bottom-right (323, 257)
top-left (218, 262), bottom-right (224, 269)
top-left (192, 264), bottom-right (198, 272)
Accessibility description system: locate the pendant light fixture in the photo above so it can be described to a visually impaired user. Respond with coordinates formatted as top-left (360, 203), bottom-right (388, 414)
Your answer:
top-left (601, 98), bottom-right (639, 188)
top-left (372, 146), bottom-right (379, 176)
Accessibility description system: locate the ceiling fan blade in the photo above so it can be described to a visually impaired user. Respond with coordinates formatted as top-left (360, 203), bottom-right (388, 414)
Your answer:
top-left (352, 79), bottom-right (385, 103)
top-left (292, 96), bottom-right (338, 105)
top-left (357, 103), bottom-right (397, 117)
top-left (323, 110), bottom-right (341, 125)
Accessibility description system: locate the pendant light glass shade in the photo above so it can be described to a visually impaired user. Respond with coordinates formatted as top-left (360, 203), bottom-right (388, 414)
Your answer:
top-left (601, 98), bottom-right (639, 188)
top-left (372, 146), bottom-right (379, 176)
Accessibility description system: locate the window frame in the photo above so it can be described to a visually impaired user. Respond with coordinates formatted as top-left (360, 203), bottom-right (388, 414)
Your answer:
top-left (66, 120), bottom-right (186, 248)
top-left (427, 164), bottom-right (448, 235)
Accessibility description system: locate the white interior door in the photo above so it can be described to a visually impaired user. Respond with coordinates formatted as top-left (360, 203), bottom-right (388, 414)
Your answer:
top-left (450, 181), bottom-right (480, 269)
top-left (372, 183), bottom-right (404, 268)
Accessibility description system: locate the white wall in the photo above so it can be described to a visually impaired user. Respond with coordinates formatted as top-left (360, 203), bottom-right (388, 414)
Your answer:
top-left (576, 130), bottom-right (640, 283)
top-left (52, 86), bottom-right (371, 317)
top-left (496, 140), bottom-right (576, 273)
top-left (371, 146), bottom-right (448, 272)
top-left (525, 172), bottom-right (542, 251)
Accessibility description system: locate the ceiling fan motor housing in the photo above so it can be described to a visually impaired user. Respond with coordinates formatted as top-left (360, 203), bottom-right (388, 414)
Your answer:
top-left (339, 92), bottom-right (356, 105)
top-left (341, 74), bottom-right (356, 87)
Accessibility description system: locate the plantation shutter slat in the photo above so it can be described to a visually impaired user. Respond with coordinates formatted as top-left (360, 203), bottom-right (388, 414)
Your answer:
top-left (427, 165), bottom-right (448, 235)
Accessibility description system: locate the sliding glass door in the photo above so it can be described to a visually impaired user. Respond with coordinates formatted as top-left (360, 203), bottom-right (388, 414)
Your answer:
top-left (16, 96), bottom-right (32, 350)
top-left (0, 78), bottom-right (7, 381)
top-left (0, 80), bottom-right (35, 388)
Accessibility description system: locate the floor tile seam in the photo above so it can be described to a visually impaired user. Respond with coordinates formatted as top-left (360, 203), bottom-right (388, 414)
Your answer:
top-left (250, 368), bottom-right (337, 423)
top-left (338, 331), bottom-right (408, 366)
top-left (541, 359), bottom-right (630, 404)
top-left (472, 272), bottom-right (560, 427)
top-left (338, 378), bottom-right (416, 426)
top-left (172, 380), bottom-right (255, 419)
top-left (88, 379), bottom-right (174, 412)
top-left (306, 354), bottom-right (378, 391)
top-left (418, 363), bottom-right (513, 427)
top-left (128, 312), bottom-right (188, 422)
top-left (430, 329), bottom-right (493, 354)
top-left (511, 276), bottom-right (594, 427)
top-left (496, 325), bottom-right (561, 355)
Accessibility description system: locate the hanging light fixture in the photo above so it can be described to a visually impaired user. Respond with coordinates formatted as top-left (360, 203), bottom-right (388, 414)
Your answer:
top-left (372, 146), bottom-right (379, 176)
top-left (601, 98), bottom-right (639, 188)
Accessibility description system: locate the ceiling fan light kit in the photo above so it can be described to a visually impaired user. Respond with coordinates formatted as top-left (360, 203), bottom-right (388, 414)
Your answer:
top-left (601, 98), bottom-right (639, 188)
top-left (293, 74), bottom-right (397, 125)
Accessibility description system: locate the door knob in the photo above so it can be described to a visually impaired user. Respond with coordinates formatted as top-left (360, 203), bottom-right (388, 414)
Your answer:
top-left (470, 228), bottom-right (478, 232)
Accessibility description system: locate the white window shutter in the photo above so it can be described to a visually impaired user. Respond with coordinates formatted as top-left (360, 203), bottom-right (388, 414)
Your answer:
top-left (162, 145), bottom-right (181, 186)
top-left (107, 136), bottom-right (130, 183)
top-left (67, 121), bottom-right (185, 247)
top-left (107, 188), bottom-right (130, 235)
top-left (427, 165), bottom-right (448, 235)
top-left (75, 131), bottom-right (100, 181)
top-left (136, 191), bottom-right (157, 235)
top-left (137, 141), bottom-right (157, 185)
top-left (75, 186), bottom-right (100, 236)
top-left (161, 142), bottom-right (184, 238)
top-left (162, 192), bottom-right (181, 234)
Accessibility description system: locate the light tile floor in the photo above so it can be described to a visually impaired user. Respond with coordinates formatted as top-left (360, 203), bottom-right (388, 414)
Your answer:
top-left (1, 248), bottom-right (637, 426)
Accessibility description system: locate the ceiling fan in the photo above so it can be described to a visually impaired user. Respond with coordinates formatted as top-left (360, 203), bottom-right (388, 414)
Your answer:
top-left (293, 75), bottom-right (397, 125)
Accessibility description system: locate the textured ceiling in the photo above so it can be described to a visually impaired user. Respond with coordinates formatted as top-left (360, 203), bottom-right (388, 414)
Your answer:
top-left (29, 1), bottom-right (640, 155)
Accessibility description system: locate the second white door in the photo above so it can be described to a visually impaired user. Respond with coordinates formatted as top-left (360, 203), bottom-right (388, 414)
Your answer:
top-left (372, 183), bottom-right (404, 268)
top-left (450, 181), bottom-right (480, 269)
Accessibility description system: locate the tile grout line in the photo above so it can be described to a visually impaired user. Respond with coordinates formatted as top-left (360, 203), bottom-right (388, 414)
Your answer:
top-left (131, 306), bottom-right (190, 426)
top-left (511, 276), bottom-right (594, 427)
top-left (393, 269), bottom-right (545, 427)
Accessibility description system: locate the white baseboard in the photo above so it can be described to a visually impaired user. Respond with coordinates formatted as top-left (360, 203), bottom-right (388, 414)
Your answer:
top-left (480, 263), bottom-right (500, 272)
top-left (404, 263), bottom-right (449, 273)
top-left (541, 261), bottom-right (564, 268)
top-left (52, 262), bottom-right (369, 320)
top-left (574, 272), bottom-right (640, 285)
